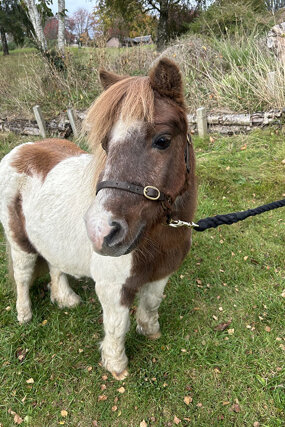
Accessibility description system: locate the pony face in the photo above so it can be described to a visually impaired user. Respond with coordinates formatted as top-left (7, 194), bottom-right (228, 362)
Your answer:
top-left (84, 59), bottom-right (189, 257)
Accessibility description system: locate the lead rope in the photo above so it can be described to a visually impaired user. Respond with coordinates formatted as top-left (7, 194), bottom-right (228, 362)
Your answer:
top-left (168, 198), bottom-right (285, 232)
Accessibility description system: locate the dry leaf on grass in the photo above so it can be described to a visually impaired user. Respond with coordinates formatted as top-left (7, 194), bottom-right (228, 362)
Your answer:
top-left (112, 406), bottom-right (118, 412)
top-left (214, 320), bottom-right (231, 331)
top-left (117, 386), bottom-right (125, 394)
top-left (98, 395), bottom-right (108, 401)
top-left (60, 410), bottom-right (68, 417)
top-left (173, 415), bottom-right (181, 424)
top-left (14, 414), bottom-right (23, 425)
top-left (26, 378), bottom-right (34, 384)
top-left (140, 421), bottom-right (148, 427)
top-left (231, 403), bottom-right (241, 413)
top-left (265, 326), bottom-right (271, 332)
top-left (184, 396), bottom-right (193, 405)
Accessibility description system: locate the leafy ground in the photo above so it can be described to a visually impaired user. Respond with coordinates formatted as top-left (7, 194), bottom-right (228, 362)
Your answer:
top-left (0, 130), bottom-right (284, 426)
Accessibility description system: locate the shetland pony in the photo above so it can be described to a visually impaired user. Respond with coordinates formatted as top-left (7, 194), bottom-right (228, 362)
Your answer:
top-left (0, 59), bottom-right (197, 379)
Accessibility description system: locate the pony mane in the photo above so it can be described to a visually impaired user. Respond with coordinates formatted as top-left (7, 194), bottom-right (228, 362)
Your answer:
top-left (83, 76), bottom-right (155, 186)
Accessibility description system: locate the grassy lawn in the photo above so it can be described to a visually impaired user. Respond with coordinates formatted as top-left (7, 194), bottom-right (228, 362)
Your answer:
top-left (0, 130), bottom-right (284, 426)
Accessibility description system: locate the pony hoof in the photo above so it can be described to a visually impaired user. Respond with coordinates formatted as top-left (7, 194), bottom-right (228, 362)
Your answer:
top-left (111, 369), bottom-right (129, 381)
top-left (17, 311), bottom-right (32, 324)
top-left (52, 293), bottom-right (81, 308)
top-left (136, 324), bottom-right (161, 340)
top-left (146, 331), bottom-right (161, 340)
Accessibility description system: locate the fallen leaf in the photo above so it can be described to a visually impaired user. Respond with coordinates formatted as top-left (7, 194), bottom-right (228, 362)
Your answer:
top-left (253, 422), bottom-right (260, 427)
top-left (100, 384), bottom-right (107, 391)
top-left (87, 366), bottom-right (93, 372)
top-left (26, 378), bottom-right (34, 384)
top-left (98, 395), bottom-right (108, 401)
top-left (92, 422), bottom-right (98, 427)
top-left (112, 406), bottom-right (118, 412)
top-left (196, 402), bottom-right (203, 408)
top-left (173, 415), bottom-right (181, 424)
top-left (184, 396), bottom-right (193, 405)
top-left (265, 326), bottom-right (271, 332)
top-left (281, 159), bottom-right (285, 165)
top-left (117, 387), bottom-right (125, 394)
top-left (102, 375), bottom-right (108, 381)
top-left (209, 136), bottom-right (215, 143)
top-left (218, 307), bottom-right (223, 312)
top-left (231, 403), bottom-right (241, 413)
top-left (14, 414), bottom-right (23, 425)
top-left (140, 421), bottom-right (147, 427)
top-left (78, 348), bottom-right (83, 353)
top-left (41, 319), bottom-right (47, 326)
top-left (240, 144), bottom-right (247, 150)
top-left (281, 290), bottom-right (285, 298)
top-left (228, 328), bottom-right (235, 335)
top-left (61, 410), bottom-right (68, 417)
top-left (222, 401), bottom-right (230, 406)
top-left (214, 320), bottom-right (231, 331)
top-left (5, 306), bottom-right (11, 311)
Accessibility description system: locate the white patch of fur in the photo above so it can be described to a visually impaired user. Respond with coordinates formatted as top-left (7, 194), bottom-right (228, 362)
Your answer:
top-left (0, 144), bottom-right (135, 375)
top-left (136, 277), bottom-right (169, 337)
top-left (91, 252), bottom-right (132, 374)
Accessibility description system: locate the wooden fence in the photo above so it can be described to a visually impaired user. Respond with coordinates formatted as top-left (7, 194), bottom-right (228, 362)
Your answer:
top-left (1, 107), bottom-right (284, 138)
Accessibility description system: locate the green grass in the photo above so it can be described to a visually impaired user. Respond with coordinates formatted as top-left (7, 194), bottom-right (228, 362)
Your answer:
top-left (0, 130), bottom-right (284, 426)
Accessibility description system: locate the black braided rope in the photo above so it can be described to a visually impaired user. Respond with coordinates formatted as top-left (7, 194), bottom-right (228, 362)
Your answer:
top-left (194, 199), bottom-right (285, 232)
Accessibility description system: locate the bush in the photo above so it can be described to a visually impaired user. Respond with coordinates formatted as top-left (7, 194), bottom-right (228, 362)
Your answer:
top-left (189, 0), bottom-right (273, 38)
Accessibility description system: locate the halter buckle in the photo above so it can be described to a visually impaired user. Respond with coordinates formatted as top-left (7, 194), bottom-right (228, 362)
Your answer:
top-left (143, 186), bottom-right (161, 201)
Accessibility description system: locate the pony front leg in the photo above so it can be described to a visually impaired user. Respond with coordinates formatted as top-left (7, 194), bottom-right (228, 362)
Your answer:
top-left (136, 277), bottom-right (169, 339)
top-left (95, 281), bottom-right (130, 380)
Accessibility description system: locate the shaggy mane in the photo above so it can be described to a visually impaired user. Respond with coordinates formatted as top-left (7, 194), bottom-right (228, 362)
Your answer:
top-left (83, 76), bottom-right (154, 185)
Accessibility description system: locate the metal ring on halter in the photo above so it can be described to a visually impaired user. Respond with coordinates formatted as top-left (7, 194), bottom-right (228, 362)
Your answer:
top-left (143, 186), bottom-right (161, 201)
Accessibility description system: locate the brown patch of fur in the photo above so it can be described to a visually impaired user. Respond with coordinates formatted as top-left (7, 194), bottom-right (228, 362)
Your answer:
top-left (121, 138), bottom-right (197, 307)
top-left (12, 138), bottom-right (85, 180)
top-left (8, 193), bottom-right (37, 254)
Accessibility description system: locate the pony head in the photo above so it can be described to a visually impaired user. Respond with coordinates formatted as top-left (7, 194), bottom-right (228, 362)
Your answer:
top-left (84, 58), bottom-right (190, 257)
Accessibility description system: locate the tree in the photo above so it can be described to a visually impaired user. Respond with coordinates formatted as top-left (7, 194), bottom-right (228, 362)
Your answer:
top-left (23, 0), bottom-right (48, 51)
top-left (98, 0), bottom-right (205, 51)
top-left (57, 0), bottom-right (65, 52)
top-left (72, 8), bottom-right (93, 42)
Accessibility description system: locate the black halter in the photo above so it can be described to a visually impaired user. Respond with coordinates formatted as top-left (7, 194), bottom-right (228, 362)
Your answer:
top-left (96, 134), bottom-right (192, 209)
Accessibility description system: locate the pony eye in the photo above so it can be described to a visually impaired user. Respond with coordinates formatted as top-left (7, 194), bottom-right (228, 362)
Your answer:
top-left (152, 135), bottom-right (171, 150)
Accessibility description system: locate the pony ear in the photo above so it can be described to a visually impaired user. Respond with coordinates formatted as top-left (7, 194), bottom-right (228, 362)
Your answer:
top-left (99, 69), bottom-right (127, 90)
top-left (149, 58), bottom-right (184, 106)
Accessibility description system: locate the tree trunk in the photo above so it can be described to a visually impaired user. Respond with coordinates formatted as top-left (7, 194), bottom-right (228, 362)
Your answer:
top-left (156, 0), bottom-right (169, 52)
top-left (23, 0), bottom-right (47, 51)
top-left (0, 27), bottom-right (9, 55)
top-left (57, 0), bottom-right (65, 53)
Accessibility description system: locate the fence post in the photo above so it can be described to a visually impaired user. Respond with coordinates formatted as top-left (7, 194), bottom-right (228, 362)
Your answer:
top-left (196, 107), bottom-right (207, 138)
top-left (67, 108), bottom-right (79, 138)
top-left (33, 105), bottom-right (47, 138)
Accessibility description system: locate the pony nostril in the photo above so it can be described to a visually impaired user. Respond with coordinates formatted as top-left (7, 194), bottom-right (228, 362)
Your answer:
top-left (104, 219), bottom-right (128, 248)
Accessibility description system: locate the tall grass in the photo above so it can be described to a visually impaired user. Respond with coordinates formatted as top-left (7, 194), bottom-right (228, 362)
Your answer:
top-left (1, 30), bottom-right (285, 117)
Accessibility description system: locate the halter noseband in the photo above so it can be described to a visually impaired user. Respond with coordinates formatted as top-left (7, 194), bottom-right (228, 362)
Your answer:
top-left (96, 134), bottom-right (192, 211)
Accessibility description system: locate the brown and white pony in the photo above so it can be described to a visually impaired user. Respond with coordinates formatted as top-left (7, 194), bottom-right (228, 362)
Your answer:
top-left (0, 59), bottom-right (197, 379)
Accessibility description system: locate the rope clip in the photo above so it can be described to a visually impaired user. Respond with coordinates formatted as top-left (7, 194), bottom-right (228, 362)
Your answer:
top-left (168, 219), bottom-right (199, 229)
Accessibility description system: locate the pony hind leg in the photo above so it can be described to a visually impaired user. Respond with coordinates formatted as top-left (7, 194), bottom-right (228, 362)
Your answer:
top-left (9, 245), bottom-right (38, 324)
top-left (136, 277), bottom-right (169, 340)
top-left (48, 265), bottom-right (81, 308)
